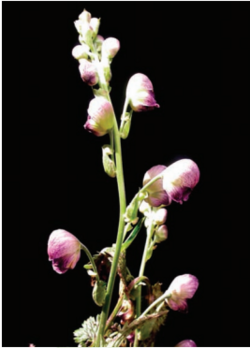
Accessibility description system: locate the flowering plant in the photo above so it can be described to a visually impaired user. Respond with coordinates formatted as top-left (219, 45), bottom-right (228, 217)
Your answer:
top-left (47, 9), bottom-right (200, 347)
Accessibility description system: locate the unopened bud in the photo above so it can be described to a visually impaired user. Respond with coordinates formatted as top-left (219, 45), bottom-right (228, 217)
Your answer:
top-left (72, 44), bottom-right (89, 60)
top-left (139, 201), bottom-right (151, 215)
top-left (78, 9), bottom-right (91, 23)
top-left (90, 17), bottom-right (100, 38)
top-left (153, 208), bottom-right (168, 225)
top-left (102, 37), bottom-right (120, 59)
top-left (154, 225), bottom-right (168, 243)
top-left (79, 59), bottom-right (99, 86)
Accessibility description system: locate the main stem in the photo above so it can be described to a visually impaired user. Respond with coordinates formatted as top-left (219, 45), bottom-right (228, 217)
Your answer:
top-left (95, 59), bottom-right (126, 347)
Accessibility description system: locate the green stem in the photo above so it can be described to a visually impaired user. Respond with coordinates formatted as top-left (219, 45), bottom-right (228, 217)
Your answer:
top-left (134, 216), bottom-right (155, 347)
top-left (139, 173), bottom-right (162, 194)
top-left (105, 295), bottom-right (124, 333)
top-left (140, 292), bottom-right (170, 318)
top-left (80, 243), bottom-right (100, 282)
top-left (119, 97), bottom-right (129, 131)
top-left (93, 53), bottom-right (127, 347)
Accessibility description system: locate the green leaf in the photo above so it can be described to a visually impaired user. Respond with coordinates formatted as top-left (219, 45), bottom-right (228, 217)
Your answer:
top-left (92, 280), bottom-right (107, 306)
top-left (74, 315), bottom-right (100, 346)
top-left (121, 218), bottom-right (145, 251)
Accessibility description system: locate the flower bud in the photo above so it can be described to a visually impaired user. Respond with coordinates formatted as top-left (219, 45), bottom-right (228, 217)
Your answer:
top-left (78, 59), bottom-right (99, 86)
top-left (126, 73), bottom-right (160, 112)
top-left (175, 340), bottom-right (197, 347)
top-left (90, 18), bottom-right (100, 38)
top-left (162, 159), bottom-right (200, 204)
top-left (72, 44), bottom-right (90, 60)
top-left (143, 165), bottom-right (171, 207)
top-left (78, 9), bottom-right (91, 23)
top-left (84, 97), bottom-right (114, 136)
top-left (165, 274), bottom-right (199, 312)
top-left (75, 20), bottom-right (93, 46)
top-left (153, 208), bottom-right (168, 225)
top-left (139, 201), bottom-right (151, 215)
top-left (94, 35), bottom-right (104, 53)
top-left (102, 37), bottom-right (120, 59)
top-left (154, 224), bottom-right (168, 243)
top-left (47, 229), bottom-right (81, 274)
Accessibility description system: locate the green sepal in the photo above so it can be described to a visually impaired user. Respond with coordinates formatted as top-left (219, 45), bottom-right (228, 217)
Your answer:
top-left (102, 145), bottom-right (116, 178)
top-left (92, 280), bottom-right (107, 306)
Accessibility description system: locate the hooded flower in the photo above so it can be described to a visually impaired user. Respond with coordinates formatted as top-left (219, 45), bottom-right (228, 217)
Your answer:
top-left (175, 340), bottom-right (197, 347)
top-left (126, 73), bottom-right (160, 112)
top-left (165, 274), bottom-right (199, 312)
top-left (142, 165), bottom-right (170, 207)
top-left (47, 229), bottom-right (81, 274)
top-left (84, 97), bottom-right (114, 136)
top-left (162, 159), bottom-right (200, 204)
top-left (78, 59), bottom-right (99, 86)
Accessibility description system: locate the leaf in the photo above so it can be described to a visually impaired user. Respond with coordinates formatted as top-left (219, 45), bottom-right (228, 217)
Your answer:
top-left (92, 280), bottom-right (107, 306)
top-left (121, 218), bottom-right (145, 251)
top-left (74, 315), bottom-right (100, 346)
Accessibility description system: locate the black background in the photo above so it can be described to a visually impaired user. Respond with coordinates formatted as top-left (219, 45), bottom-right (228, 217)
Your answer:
top-left (3, 2), bottom-right (250, 347)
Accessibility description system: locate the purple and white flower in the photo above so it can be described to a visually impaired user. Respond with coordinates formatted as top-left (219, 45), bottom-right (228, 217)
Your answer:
top-left (84, 97), bottom-right (114, 136)
top-left (142, 165), bottom-right (170, 207)
top-left (126, 73), bottom-right (160, 112)
top-left (47, 229), bottom-right (81, 274)
top-left (165, 274), bottom-right (199, 312)
top-left (162, 159), bottom-right (200, 204)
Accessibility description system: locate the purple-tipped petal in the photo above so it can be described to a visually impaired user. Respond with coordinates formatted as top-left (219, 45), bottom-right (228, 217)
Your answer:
top-left (47, 229), bottom-right (81, 274)
top-left (175, 340), bottom-right (197, 347)
top-left (162, 159), bottom-right (200, 204)
top-left (126, 73), bottom-right (160, 112)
